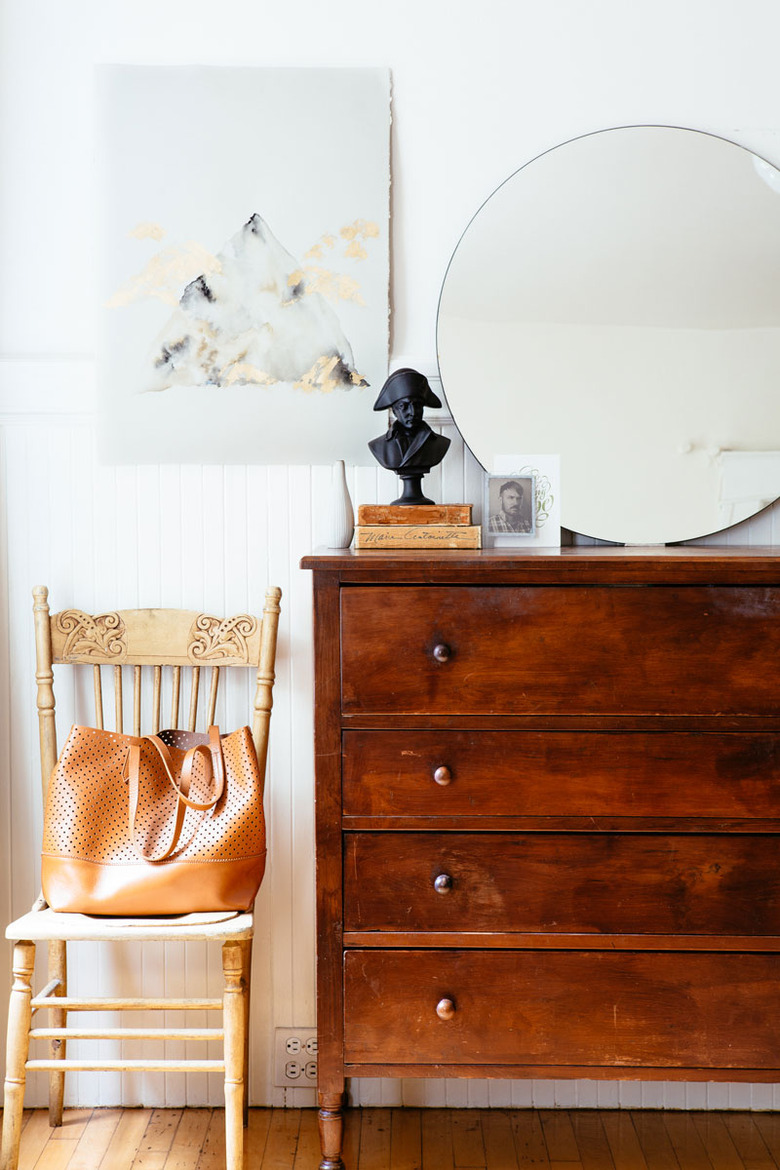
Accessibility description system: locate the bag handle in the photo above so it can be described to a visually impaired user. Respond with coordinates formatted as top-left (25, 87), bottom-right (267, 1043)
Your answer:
top-left (125, 726), bottom-right (225, 862)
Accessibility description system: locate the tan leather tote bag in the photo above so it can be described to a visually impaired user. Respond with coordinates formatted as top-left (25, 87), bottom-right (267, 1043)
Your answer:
top-left (41, 725), bottom-right (266, 915)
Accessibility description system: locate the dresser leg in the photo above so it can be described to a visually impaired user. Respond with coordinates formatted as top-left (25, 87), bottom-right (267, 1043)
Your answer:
top-left (318, 1093), bottom-right (345, 1170)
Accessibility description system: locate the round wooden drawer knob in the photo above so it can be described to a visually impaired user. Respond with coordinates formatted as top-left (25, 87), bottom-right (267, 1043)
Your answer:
top-left (436, 998), bottom-right (456, 1021)
top-left (434, 873), bottom-right (453, 894)
top-left (432, 643), bottom-right (451, 663)
top-left (433, 765), bottom-right (452, 786)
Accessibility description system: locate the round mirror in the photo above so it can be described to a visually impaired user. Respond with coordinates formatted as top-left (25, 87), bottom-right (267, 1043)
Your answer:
top-left (437, 126), bottom-right (780, 544)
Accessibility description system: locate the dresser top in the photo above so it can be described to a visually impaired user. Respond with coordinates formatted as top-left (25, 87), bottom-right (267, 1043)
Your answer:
top-left (301, 545), bottom-right (780, 585)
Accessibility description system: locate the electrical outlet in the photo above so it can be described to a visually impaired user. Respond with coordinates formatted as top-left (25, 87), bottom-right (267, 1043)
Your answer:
top-left (275, 1028), bottom-right (318, 1087)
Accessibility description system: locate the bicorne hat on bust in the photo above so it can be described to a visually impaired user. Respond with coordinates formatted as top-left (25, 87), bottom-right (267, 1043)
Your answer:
top-left (372, 367), bottom-right (443, 411)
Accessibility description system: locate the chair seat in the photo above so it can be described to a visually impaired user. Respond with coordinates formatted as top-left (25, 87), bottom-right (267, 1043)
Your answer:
top-left (6, 905), bottom-right (253, 943)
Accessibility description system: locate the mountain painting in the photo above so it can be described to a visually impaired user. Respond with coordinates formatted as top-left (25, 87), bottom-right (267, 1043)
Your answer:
top-left (96, 66), bottom-right (390, 463)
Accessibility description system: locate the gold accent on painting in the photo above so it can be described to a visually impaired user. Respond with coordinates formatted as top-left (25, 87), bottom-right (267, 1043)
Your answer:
top-left (341, 219), bottom-right (379, 242)
top-left (107, 243), bottom-right (222, 308)
top-left (129, 222), bottom-right (166, 241)
top-left (220, 362), bottom-right (276, 387)
top-left (304, 233), bottom-right (337, 260)
top-left (294, 355), bottom-right (365, 394)
top-left (307, 222), bottom-right (377, 262)
top-left (344, 239), bottom-right (368, 261)
top-left (301, 267), bottom-right (364, 305)
top-left (286, 267), bottom-right (364, 305)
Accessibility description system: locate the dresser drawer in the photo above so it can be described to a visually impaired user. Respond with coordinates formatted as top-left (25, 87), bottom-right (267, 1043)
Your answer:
top-left (340, 586), bottom-right (780, 716)
top-left (344, 832), bottom-right (780, 935)
top-left (344, 949), bottom-right (780, 1069)
top-left (342, 730), bottom-right (780, 819)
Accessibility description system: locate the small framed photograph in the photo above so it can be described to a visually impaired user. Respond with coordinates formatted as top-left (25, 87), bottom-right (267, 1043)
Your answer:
top-left (487, 455), bottom-right (561, 548)
top-left (484, 474), bottom-right (536, 540)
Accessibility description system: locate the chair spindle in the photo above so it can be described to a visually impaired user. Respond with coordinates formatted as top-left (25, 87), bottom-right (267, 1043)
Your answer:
top-left (152, 666), bottom-right (162, 735)
top-left (133, 666), bottom-right (142, 737)
top-left (188, 666), bottom-right (200, 732)
top-left (114, 666), bottom-right (123, 733)
top-left (92, 666), bottom-right (104, 730)
top-left (207, 667), bottom-right (220, 728)
top-left (170, 666), bottom-right (181, 729)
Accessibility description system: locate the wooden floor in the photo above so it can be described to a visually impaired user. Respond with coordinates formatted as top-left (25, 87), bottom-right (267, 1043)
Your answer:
top-left (8, 1106), bottom-right (780, 1169)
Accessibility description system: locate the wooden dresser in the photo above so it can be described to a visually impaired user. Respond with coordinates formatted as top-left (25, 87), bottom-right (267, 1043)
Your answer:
top-left (301, 547), bottom-right (780, 1170)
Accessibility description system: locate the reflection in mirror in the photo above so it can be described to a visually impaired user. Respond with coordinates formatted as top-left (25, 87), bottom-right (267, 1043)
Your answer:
top-left (437, 126), bottom-right (780, 544)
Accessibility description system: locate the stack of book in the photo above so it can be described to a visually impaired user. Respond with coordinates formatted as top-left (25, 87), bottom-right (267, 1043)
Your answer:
top-left (354, 504), bottom-right (481, 549)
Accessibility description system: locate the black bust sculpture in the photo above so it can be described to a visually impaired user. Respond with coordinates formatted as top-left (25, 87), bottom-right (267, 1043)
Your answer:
top-left (368, 368), bottom-right (451, 505)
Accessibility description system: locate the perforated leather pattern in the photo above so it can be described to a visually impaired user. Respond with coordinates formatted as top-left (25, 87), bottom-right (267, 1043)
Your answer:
top-left (42, 725), bottom-right (265, 865)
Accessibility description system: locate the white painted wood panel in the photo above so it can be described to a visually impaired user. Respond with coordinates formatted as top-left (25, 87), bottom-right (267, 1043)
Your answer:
top-left (1, 385), bottom-right (780, 1111)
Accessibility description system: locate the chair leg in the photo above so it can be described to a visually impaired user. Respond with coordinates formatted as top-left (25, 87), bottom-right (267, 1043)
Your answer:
top-left (47, 940), bottom-right (67, 1127)
top-left (240, 939), bottom-right (252, 1128)
top-left (0, 940), bottom-right (35, 1170)
top-left (222, 941), bottom-right (245, 1170)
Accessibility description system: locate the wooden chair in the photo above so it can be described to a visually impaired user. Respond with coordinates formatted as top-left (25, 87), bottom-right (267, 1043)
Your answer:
top-left (0, 585), bottom-right (282, 1170)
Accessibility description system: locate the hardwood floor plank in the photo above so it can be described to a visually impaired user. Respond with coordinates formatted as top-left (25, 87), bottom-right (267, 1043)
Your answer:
top-left (129, 1109), bottom-right (182, 1170)
top-left (753, 1116), bottom-right (780, 1166)
top-left (128, 1149), bottom-right (168, 1170)
top-left (18, 1112), bottom-right (59, 1170)
top-left (358, 1108), bottom-right (392, 1170)
top-left (259, 1108), bottom-right (301, 1170)
top-left (628, 1111), bottom-right (680, 1170)
top-left (692, 1112), bottom-right (745, 1170)
top-left (391, 1108), bottom-right (422, 1170)
top-left (194, 1109), bottom-right (226, 1170)
top-left (96, 1110), bottom-right (153, 1170)
top-left (568, 1111), bottom-right (616, 1170)
top-left (600, 1112), bottom-right (648, 1170)
top-left (451, 1110), bottom-right (486, 1168)
top-left (482, 1110), bottom-right (518, 1170)
top-left (342, 1106), bottom-right (363, 1170)
top-left (49, 1109), bottom-right (92, 1141)
top-left (293, 1107), bottom-right (321, 1167)
top-left (509, 1111), bottom-right (550, 1167)
top-left (422, 1108), bottom-right (455, 1170)
top-left (663, 1114), bottom-right (713, 1170)
top-left (66, 1107), bottom-right (124, 1170)
top-left (160, 1108), bottom-right (211, 1170)
top-left (540, 1110), bottom-right (580, 1163)
top-left (28, 1139), bottom-right (79, 1170)
top-left (723, 1113), bottom-right (776, 1170)
top-left (244, 1109), bottom-right (273, 1166)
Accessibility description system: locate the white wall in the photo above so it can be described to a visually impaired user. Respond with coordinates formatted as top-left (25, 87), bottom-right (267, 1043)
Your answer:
top-left (3, 0), bottom-right (780, 1110)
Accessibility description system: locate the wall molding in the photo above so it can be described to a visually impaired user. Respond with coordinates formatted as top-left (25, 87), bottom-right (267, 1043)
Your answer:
top-left (0, 358), bottom-right (96, 416)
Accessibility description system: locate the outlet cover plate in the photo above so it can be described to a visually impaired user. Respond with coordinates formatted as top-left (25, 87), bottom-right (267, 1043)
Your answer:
top-left (274, 1027), bottom-right (318, 1087)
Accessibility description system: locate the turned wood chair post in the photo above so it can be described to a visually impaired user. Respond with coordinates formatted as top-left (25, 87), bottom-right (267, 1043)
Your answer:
top-left (222, 941), bottom-right (246, 1170)
top-left (32, 586), bottom-right (58, 804)
top-left (236, 582), bottom-right (280, 1124)
top-left (32, 586), bottom-right (68, 1126)
top-left (46, 942), bottom-right (67, 1126)
top-left (0, 941), bottom-right (35, 1170)
top-left (240, 938), bottom-right (253, 1129)
top-left (252, 587), bottom-right (281, 789)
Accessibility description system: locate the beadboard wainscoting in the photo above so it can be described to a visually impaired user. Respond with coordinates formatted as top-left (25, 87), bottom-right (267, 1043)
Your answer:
top-left (1, 360), bottom-right (780, 1112)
